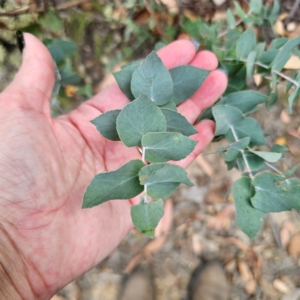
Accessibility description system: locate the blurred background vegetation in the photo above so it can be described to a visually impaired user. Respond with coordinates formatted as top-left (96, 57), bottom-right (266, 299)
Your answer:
top-left (1, 0), bottom-right (286, 115)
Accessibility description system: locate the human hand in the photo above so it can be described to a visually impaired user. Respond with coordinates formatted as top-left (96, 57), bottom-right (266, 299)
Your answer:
top-left (0, 33), bottom-right (227, 299)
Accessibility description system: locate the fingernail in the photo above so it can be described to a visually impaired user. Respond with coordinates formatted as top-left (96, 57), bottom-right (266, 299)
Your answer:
top-left (189, 39), bottom-right (200, 52)
top-left (16, 30), bottom-right (25, 53)
top-left (217, 68), bottom-right (228, 77)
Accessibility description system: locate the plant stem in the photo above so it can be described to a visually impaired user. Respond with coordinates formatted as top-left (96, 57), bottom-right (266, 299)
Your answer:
top-left (218, 9), bottom-right (254, 38)
top-left (255, 61), bottom-right (300, 89)
top-left (230, 126), bottom-right (254, 179)
top-left (265, 162), bottom-right (283, 175)
top-left (141, 147), bottom-right (149, 203)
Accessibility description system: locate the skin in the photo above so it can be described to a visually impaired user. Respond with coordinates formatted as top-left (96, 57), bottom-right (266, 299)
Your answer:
top-left (0, 33), bottom-right (227, 299)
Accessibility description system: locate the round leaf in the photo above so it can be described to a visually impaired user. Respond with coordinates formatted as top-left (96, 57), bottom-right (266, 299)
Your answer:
top-left (139, 163), bottom-right (193, 200)
top-left (116, 95), bottom-right (166, 147)
top-left (131, 197), bottom-right (164, 238)
top-left (82, 160), bottom-right (144, 208)
top-left (131, 51), bottom-right (173, 105)
top-left (142, 132), bottom-right (197, 163)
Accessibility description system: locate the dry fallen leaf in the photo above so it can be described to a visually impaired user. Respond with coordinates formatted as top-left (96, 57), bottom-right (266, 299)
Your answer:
top-left (274, 136), bottom-right (287, 145)
top-left (288, 232), bottom-right (300, 256)
top-left (192, 233), bottom-right (202, 255)
top-left (284, 55), bottom-right (300, 70)
top-left (280, 220), bottom-right (297, 249)
top-left (238, 261), bottom-right (256, 295)
top-left (273, 278), bottom-right (291, 294)
top-left (253, 74), bottom-right (262, 86)
top-left (207, 204), bottom-right (235, 231)
top-left (196, 155), bottom-right (214, 177)
top-left (156, 0), bottom-right (179, 14)
top-left (274, 20), bottom-right (286, 36)
top-left (280, 110), bottom-right (292, 124)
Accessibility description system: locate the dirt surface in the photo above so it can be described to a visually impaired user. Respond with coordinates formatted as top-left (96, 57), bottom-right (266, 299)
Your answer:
top-left (52, 100), bottom-right (300, 300)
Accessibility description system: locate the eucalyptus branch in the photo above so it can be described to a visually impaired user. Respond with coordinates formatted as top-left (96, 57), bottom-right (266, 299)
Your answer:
top-left (230, 126), bottom-right (254, 179)
top-left (255, 61), bottom-right (300, 89)
top-left (218, 9), bottom-right (254, 38)
top-left (265, 162), bottom-right (283, 175)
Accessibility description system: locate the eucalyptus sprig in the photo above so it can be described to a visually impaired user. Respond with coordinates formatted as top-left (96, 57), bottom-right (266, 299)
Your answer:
top-left (82, 51), bottom-right (209, 237)
top-left (83, 0), bottom-right (300, 239)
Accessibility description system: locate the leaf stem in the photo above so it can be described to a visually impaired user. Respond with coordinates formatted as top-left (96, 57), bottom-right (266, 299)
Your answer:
top-left (265, 162), bottom-right (283, 175)
top-left (141, 147), bottom-right (149, 203)
top-left (218, 9), bottom-right (254, 38)
top-left (230, 126), bottom-right (254, 179)
top-left (255, 61), bottom-right (300, 89)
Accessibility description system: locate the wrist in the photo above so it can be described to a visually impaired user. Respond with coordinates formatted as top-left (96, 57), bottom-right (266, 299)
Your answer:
top-left (0, 224), bottom-right (36, 300)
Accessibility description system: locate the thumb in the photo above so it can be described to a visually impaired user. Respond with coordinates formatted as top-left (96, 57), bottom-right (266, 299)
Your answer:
top-left (1, 32), bottom-right (55, 114)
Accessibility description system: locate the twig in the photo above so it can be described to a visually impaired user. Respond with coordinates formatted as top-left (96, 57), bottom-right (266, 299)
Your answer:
top-left (0, 0), bottom-right (90, 16)
top-left (265, 162), bottom-right (283, 175)
top-left (231, 126), bottom-right (254, 179)
top-left (218, 9), bottom-right (254, 38)
top-left (284, 0), bottom-right (300, 25)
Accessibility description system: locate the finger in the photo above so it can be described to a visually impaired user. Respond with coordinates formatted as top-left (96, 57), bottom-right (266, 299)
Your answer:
top-left (72, 39), bottom-right (198, 121)
top-left (1, 33), bottom-right (55, 114)
top-left (189, 50), bottom-right (219, 70)
top-left (178, 69), bottom-right (228, 124)
top-left (174, 120), bottom-right (215, 168)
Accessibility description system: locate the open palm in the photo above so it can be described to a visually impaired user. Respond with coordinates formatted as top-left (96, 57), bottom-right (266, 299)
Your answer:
top-left (0, 34), bottom-right (227, 299)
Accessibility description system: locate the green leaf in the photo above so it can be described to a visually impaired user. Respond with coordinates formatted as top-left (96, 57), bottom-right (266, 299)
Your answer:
top-left (113, 63), bottom-right (139, 100)
top-left (116, 94), bottom-right (166, 147)
top-left (142, 132), bottom-right (196, 163)
top-left (280, 178), bottom-right (300, 191)
top-left (236, 27), bottom-right (256, 60)
top-left (131, 197), bottom-right (164, 238)
top-left (91, 110), bottom-right (121, 141)
top-left (257, 49), bottom-right (279, 65)
top-left (232, 177), bottom-right (266, 238)
top-left (271, 36), bottom-right (300, 72)
top-left (217, 137), bottom-right (250, 162)
top-left (131, 51), bottom-right (173, 105)
top-left (270, 38), bottom-right (288, 49)
top-left (267, 92), bottom-right (278, 108)
top-left (60, 75), bottom-right (81, 85)
top-left (200, 91), bottom-right (267, 121)
top-left (40, 9), bottom-right (63, 33)
top-left (243, 151), bottom-right (265, 171)
top-left (169, 66), bottom-right (209, 105)
top-left (48, 40), bottom-right (77, 64)
top-left (212, 105), bottom-right (244, 136)
top-left (82, 160), bottom-right (145, 208)
top-left (282, 164), bottom-right (300, 177)
top-left (139, 163), bottom-right (193, 200)
top-left (221, 91), bottom-right (268, 112)
top-left (269, 0), bottom-right (280, 20)
top-left (248, 150), bottom-right (282, 163)
top-left (271, 144), bottom-right (289, 153)
top-left (254, 42), bottom-right (266, 56)
top-left (233, 1), bottom-right (247, 19)
top-left (287, 88), bottom-right (300, 114)
top-left (225, 117), bottom-right (266, 146)
top-left (251, 173), bottom-right (300, 212)
top-left (249, 0), bottom-right (262, 13)
top-left (246, 51), bottom-right (257, 78)
top-left (161, 109), bottom-right (197, 136)
top-left (226, 9), bottom-right (236, 28)
top-left (159, 101), bottom-right (177, 111)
